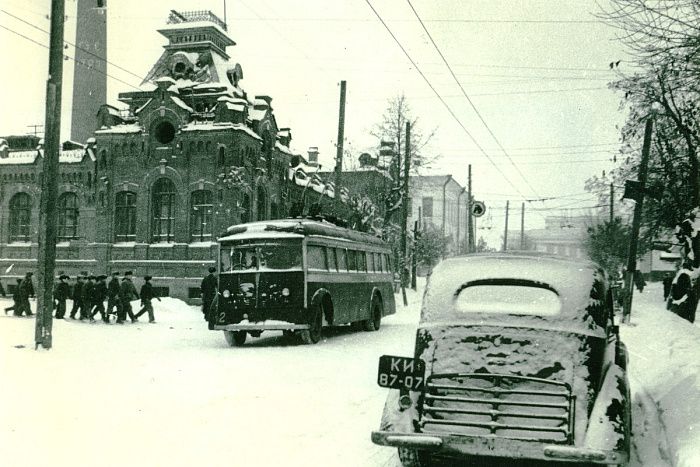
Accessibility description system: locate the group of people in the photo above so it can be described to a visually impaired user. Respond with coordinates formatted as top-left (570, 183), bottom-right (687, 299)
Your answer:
top-left (2, 270), bottom-right (160, 324)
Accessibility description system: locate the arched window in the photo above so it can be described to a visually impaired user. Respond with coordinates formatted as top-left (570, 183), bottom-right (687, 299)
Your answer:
top-left (270, 201), bottom-right (279, 220)
top-left (9, 192), bottom-right (31, 242)
top-left (115, 191), bottom-right (137, 242)
top-left (152, 178), bottom-right (176, 242)
top-left (256, 185), bottom-right (266, 221)
top-left (57, 192), bottom-right (79, 240)
top-left (190, 190), bottom-right (213, 242)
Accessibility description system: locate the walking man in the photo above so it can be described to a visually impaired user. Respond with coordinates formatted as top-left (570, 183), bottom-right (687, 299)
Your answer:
top-left (135, 275), bottom-right (160, 323)
top-left (91, 275), bottom-right (108, 322)
top-left (118, 271), bottom-right (139, 324)
top-left (18, 272), bottom-right (34, 316)
top-left (69, 274), bottom-right (85, 319)
top-left (54, 274), bottom-right (71, 319)
top-left (200, 266), bottom-right (217, 321)
top-left (106, 271), bottom-right (121, 321)
top-left (81, 275), bottom-right (95, 321)
top-left (4, 278), bottom-right (23, 315)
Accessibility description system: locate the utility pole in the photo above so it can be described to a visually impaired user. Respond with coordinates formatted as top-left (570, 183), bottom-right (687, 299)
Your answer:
top-left (400, 122), bottom-right (411, 306)
top-left (622, 117), bottom-right (654, 324)
top-left (333, 80), bottom-right (346, 212)
top-left (411, 220), bottom-right (418, 290)
top-left (520, 202), bottom-right (525, 249)
top-left (503, 201), bottom-right (510, 252)
top-left (610, 183), bottom-right (614, 224)
top-left (467, 164), bottom-right (473, 253)
top-left (35, 0), bottom-right (66, 349)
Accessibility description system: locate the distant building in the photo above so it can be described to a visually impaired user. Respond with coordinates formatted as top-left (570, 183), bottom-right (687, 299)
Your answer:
top-left (517, 215), bottom-right (593, 259)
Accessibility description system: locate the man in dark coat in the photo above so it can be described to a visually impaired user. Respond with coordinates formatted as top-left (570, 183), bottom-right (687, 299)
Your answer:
top-left (135, 275), bottom-right (160, 323)
top-left (200, 266), bottom-right (217, 321)
top-left (662, 272), bottom-right (673, 300)
top-left (4, 278), bottom-right (23, 315)
top-left (118, 271), bottom-right (139, 324)
top-left (667, 268), bottom-right (696, 323)
top-left (91, 275), bottom-right (108, 322)
top-left (633, 270), bottom-right (646, 293)
top-left (69, 274), bottom-right (85, 319)
top-left (81, 275), bottom-right (95, 321)
top-left (18, 272), bottom-right (34, 316)
top-left (54, 274), bottom-right (71, 319)
top-left (106, 271), bottom-right (121, 320)
top-left (0, 279), bottom-right (5, 298)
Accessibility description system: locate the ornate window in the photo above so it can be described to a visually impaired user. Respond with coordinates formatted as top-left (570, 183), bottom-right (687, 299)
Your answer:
top-left (115, 191), bottom-right (137, 242)
top-left (190, 190), bottom-right (213, 242)
top-left (9, 192), bottom-right (31, 242)
top-left (152, 178), bottom-right (176, 242)
top-left (57, 192), bottom-right (79, 240)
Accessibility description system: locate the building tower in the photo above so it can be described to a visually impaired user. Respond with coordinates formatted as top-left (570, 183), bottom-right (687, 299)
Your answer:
top-left (70, 0), bottom-right (107, 143)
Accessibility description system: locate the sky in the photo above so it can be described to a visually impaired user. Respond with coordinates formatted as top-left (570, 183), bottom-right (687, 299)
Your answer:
top-left (0, 0), bottom-right (632, 242)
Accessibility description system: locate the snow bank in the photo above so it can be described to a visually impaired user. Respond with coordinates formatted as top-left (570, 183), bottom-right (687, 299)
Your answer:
top-left (623, 283), bottom-right (700, 467)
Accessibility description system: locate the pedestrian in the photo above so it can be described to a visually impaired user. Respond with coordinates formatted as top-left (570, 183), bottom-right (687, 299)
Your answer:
top-left (200, 266), bottom-right (217, 321)
top-left (135, 275), bottom-right (160, 323)
top-left (4, 279), bottom-right (22, 315)
top-left (0, 278), bottom-right (5, 298)
top-left (667, 266), bottom-right (697, 323)
top-left (662, 272), bottom-right (673, 301)
top-left (18, 272), bottom-right (34, 316)
top-left (69, 273), bottom-right (85, 319)
top-left (633, 270), bottom-right (646, 293)
top-left (54, 274), bottom-right (71, 319)
top-left (91, 275), bottom-right (108, 322)
top-left (81, 275), bottom-right (95, 321)
top-left (117, 270), bottom-right (139, 324)
top-left (106, 271), bottom-right (121, 321)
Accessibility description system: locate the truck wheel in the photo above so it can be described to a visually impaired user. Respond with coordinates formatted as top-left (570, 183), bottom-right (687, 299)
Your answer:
top-left (398, 448), bottom-right (429, 467)
top-left (363, 296), bottom-right (383, 331)
top-left (300, 304), bottom-right (322, 344)
top-left (224, 330), bottom-right (247, 347)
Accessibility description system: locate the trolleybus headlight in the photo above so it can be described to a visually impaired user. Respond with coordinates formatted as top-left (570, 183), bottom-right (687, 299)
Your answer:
top-left (398, 395), bottom-right (413, 411)
top-left (282, 288), bottom-right (290, 297)
top-left (222, 289), bottom-right (231, 298)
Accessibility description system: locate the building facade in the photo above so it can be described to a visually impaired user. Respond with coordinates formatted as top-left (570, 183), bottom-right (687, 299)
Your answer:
top-left (0, 10), bottom-right (304, 300)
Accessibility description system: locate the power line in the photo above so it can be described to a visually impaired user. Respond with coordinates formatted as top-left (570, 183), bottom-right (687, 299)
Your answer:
top-left (363, 0), bottom-right (532, 202)
top-left (227, 16), bottom-right (603, 24)
top-left (405, 0), bottom-right (542, 201)
top-left (0, 22), bottom-right (142, 91)
top-left (1, 8), bottom-right (146, 83)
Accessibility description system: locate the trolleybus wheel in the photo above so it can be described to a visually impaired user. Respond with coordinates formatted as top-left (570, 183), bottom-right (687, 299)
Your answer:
top-left (224, 330), bottom-right (247, 347)
top-left (300, 304), bottom-right (322, 344)
top-left (363, 295), bottom-right (383, 331)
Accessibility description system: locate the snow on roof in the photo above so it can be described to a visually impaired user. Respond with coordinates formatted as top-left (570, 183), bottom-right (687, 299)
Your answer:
top-left (180, 122), bottom-right (261, 140)
top-left (0, 150), bottom-right (38, 165)
top-left (95, 124), bottom-right (143, 135)
top-left (105, 105), bottom-right (122, 117)
top-left (421, 253), bottom-right (605, 337)
top-left (221, 219), bottom-right (386, 246)
top-left (171, 95), bottom-right (193, 112)
top-left (225, 102), bottom-right (246, 112)
top-left (275, 141), bottom-right (295, 155)
top-left (155, 76), bottom-right (177, 85)
top-left (59, 149), bottom-right (86, 164)
top-left (135, 98), bottom-right (153, 115)
top-left (249, 107), bottom-right (266, 121)
top-left (158, 21), bottom-right (232, 43)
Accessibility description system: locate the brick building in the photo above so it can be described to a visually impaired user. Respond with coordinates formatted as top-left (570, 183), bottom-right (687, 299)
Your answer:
top-left (0, 10), bottom-right (306, 300)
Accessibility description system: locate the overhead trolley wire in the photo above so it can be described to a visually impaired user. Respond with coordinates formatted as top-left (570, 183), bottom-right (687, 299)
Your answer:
top-left (362, 0), bottom-right (533, 203)
top-left (405, 0), bottom-right (543, 201)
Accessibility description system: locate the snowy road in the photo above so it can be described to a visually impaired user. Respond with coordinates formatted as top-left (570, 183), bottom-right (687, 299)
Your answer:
top-left (1, 281), bottom-right (697, 467)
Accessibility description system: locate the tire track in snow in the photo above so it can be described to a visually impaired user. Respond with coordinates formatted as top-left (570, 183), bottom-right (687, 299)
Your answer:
top-left (628, 374), bottom-right (672, 466)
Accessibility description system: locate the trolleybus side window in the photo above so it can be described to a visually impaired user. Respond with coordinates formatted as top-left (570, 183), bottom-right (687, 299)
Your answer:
top-left (368, 252), bottom-right (376, 272)
top-left (308, 245), bottom-right (328, 270)
top-left (357, 250), bottom-right (367, 272)
top-left (337, 248), bottom-right (348, 271)
top-left (329, 248), bottom-right (339, 272)
top-left (347, 249), bottom-right (357, 271)
top-left (375, 253), bottom-right (383, 272)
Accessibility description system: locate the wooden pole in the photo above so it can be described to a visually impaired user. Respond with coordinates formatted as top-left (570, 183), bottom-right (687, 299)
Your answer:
top-left (503, 201), bottom-right (510, 252)
top-left (411, 220), bottom-right (418, 290)
top-left (333, 81), bottom-right (346, 212)
top-left (520, 202), bottom-right (525, 249)
top-left (35, 0), bottom-right (66, 349)
top-left (400, 122), bottom-right (411, 306)
top-left (467, 164), bottom-right (473, 253)
top-left (622, 117), bottom-right (654, 324)
top-left (610, 182), bottom-right (614, 224)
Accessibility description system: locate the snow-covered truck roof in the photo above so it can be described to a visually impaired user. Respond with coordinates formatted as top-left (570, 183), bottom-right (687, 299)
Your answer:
top-left (421, 253), bottom-right (607, 337)
top-left (218, 218), bottom-right (389, 247)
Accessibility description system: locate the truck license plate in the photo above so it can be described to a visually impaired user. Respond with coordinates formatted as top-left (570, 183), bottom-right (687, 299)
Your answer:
top-left (377, 355), bottom-right (425, 391)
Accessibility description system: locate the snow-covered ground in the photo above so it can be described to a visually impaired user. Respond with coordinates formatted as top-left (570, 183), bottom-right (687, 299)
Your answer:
top-left (0, 279), bottom-right (697, 467)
